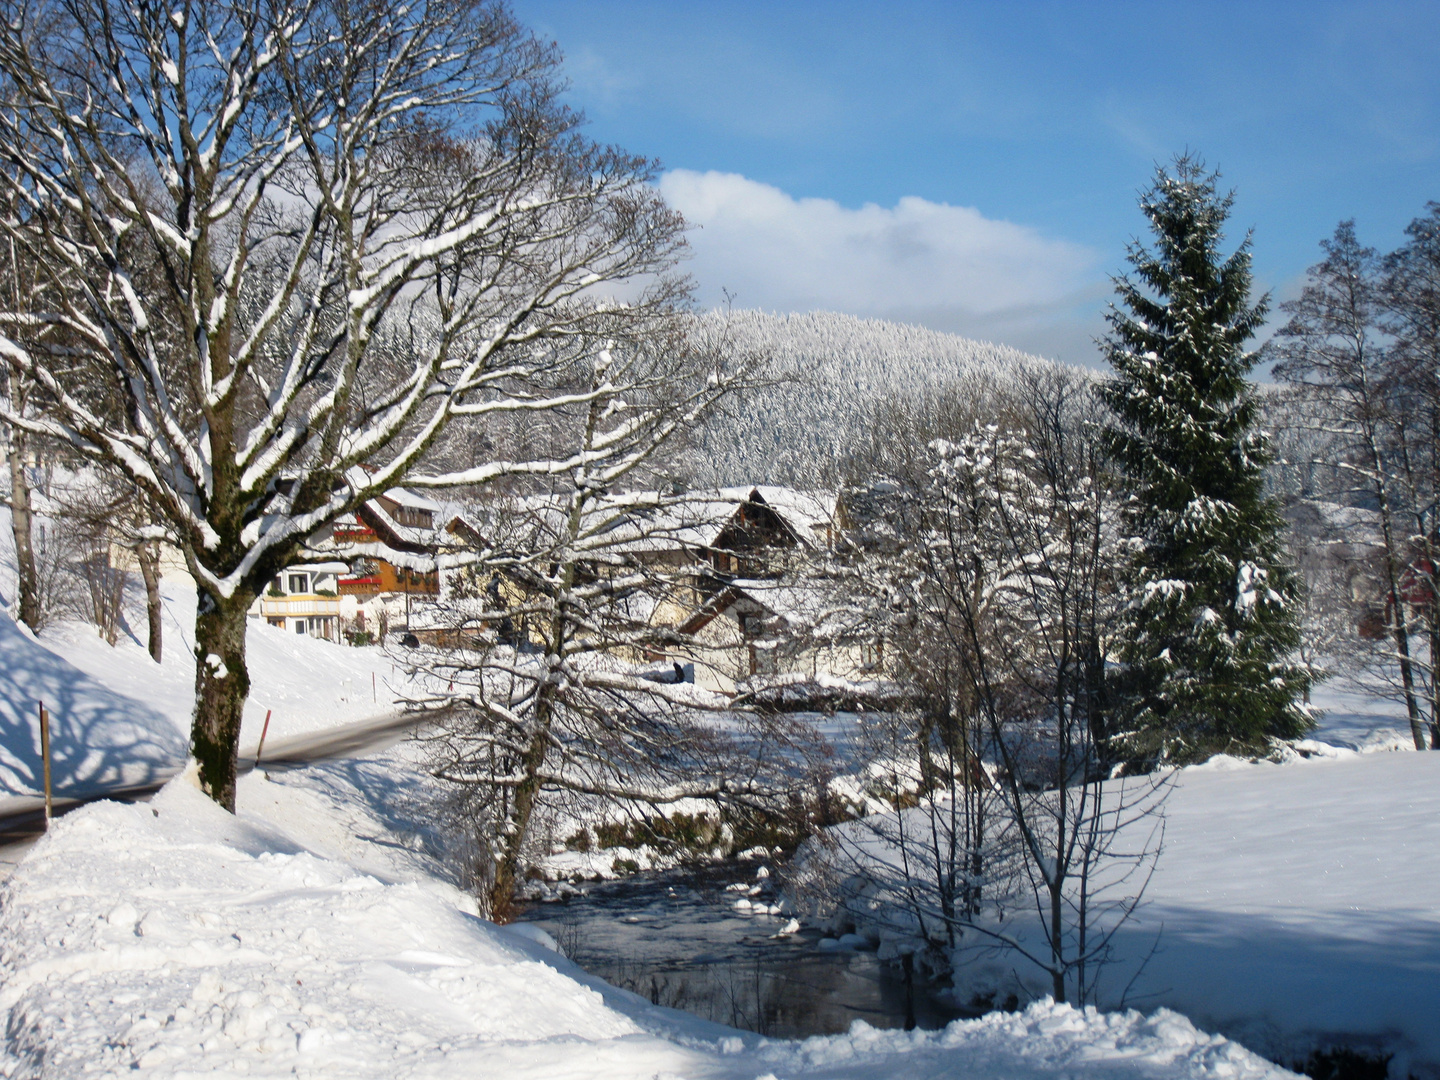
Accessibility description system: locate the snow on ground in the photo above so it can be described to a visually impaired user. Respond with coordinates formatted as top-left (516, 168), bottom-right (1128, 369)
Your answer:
top-left (816, 686), bottom-right (1440, 1076)
top-left (0, 751), bottom-right (1296, 1079)
top-left (1118, 751), bottom-right (1440, 1074)
top-left (1305, 680), bottom-right (1417, 753)
top-left (0, 572), bottom-right (431, 808)
top-left (0, 603), bottom-right (186, 807)
top-left (46, 582), bottom-right (429, 747)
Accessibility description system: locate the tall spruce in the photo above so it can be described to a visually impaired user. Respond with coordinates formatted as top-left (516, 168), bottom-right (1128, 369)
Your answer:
top-left (1100, 156), bottom-right (1312, 766)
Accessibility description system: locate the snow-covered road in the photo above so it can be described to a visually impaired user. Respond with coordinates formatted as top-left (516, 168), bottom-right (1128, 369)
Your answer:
top-left (0, 706), bottom-right (441, 881)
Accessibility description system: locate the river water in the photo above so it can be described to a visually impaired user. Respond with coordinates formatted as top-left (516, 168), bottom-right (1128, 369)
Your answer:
top-left (517, 860), bottom-right (970, 1039)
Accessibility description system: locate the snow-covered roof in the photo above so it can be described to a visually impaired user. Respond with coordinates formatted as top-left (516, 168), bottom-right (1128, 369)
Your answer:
top-left (457, 485), bottom-right (837, 558)
top-left (302, 561), bottom-right (350, 575)
top-left (336, 466), bottom-right (440, 512)
top-left (381, 487), bottom-right (441, 512)
top-left (679, 576), bottom-right (848, 638)
top-left (725, 577), bottom-right (832, 629)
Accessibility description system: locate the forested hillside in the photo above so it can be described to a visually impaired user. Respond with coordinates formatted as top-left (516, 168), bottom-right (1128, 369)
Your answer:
top-left (678, 309), bottom-right (1058, 487)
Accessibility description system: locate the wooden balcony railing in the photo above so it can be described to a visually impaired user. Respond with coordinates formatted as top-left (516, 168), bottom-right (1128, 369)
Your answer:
top-left (257, 595), bottom-right (341, 617)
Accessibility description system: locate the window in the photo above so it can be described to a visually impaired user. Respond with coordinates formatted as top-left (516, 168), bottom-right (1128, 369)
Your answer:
top-left (288, 573), bottom-right (309, 593)
top-left (294, 621), bottom-right (306, 635)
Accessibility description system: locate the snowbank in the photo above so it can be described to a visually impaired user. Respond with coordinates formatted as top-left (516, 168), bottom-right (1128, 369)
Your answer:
top-left (0, 607), bottom-right (185, 805)
top-left (0, 759), bottom-right (1296, 1079)
top-left (1117, 750), bottom-right (1440, 1075)
top-left (0, 573), bottom-right (431, 805)
top-left (811, 743), bottom-right (1440, 1076)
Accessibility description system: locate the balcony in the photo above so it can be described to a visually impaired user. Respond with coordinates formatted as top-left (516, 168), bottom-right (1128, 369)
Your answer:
top-left (338, 576), bottom-right (381, 597)
top-left (258, 594), bottom-right (341, 618)
top-left (331, 526), bottom-right (378, 543)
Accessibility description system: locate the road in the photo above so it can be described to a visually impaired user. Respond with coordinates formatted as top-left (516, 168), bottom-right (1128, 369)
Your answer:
top-left (0, 707), bottom-right (444, 882)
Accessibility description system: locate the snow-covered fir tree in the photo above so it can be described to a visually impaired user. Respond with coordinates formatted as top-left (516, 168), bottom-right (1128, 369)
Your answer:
top-left (1099, 156), bottom-right (1312, 766)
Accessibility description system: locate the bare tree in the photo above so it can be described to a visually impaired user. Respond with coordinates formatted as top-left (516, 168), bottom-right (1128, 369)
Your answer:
top-left (1381, 205), bottom-right (1440, 746)
top-left (0, 0), bottom-right (690, 808)
top-left (1271, 222), bottom-right (1437, 750)
top-left (824, 370), bottom-right (1165, 1005)
top-left (395, 329), bottom-right (805, 920)
top-left (52, 468), bottom-right (167, 657)
top-left (1, 234), bottom-right (41, 631)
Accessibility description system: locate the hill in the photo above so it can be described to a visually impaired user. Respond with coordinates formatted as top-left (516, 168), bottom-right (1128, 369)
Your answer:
top-left (679, 309), bottom-right (1059, 487)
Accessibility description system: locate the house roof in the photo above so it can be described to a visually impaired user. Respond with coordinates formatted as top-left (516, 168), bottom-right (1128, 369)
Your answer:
top-left (381, 487), bottom-right (442, 512)
top-left (678, 575), bottom-right (840, 637)
top-left (456, 485), bottom-right (837, 561)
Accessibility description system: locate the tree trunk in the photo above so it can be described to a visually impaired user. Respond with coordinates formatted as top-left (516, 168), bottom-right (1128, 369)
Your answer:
top-left (1383, 568), bottom-right (1426, 751)
top-left (137, 542), bottom-right (163, 664)
top-left (5, 375), bottom-right (39, 631)
top-left (1371, 479), bottom-right (1427, 751)
top-left (1050, 879), bottom-right (1066, 1002)
top-left (191, 589), bottom-right (252, 812)
top-left (488, 710), bottom-right (550, 924)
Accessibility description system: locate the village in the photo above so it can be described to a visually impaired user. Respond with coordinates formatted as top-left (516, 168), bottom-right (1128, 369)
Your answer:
top-left (1, 2), bottom-right (1438, 1079)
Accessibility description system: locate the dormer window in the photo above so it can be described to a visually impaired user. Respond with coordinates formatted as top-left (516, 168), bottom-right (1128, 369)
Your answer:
top-left (288, 572), bottom-right (309, 593)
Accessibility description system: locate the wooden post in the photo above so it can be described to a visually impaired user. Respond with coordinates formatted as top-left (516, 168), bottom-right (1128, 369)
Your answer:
top-left (255, 709), bottom-right (273, 765)
top-left (38, 701), bottom-right (51, 827)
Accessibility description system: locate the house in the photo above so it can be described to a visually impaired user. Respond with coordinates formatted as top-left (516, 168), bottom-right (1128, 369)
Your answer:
top-left (629, 487), bottom-right (893, 697)
top-left (247, 480), bottom-right (883, 703)
top-left (248, 485), bottom-right (481, 642)
top-left (254, 562), bottom-right (348, 639)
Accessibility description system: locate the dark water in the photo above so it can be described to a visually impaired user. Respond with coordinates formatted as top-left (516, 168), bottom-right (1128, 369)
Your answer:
top-left (517, 862), bottom-right (970, 1039)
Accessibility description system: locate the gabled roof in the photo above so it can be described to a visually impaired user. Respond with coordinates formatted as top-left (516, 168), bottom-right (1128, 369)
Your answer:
top-left (382, 487), bottom-right (441, 512)
top-left (451, 485), bottom-right (837, 560)
top-left (678, 576), bottom-right (836, 637)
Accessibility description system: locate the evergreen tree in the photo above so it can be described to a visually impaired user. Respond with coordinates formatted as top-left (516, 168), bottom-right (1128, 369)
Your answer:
top-left (1099, 156), bottom-right (1312, 766)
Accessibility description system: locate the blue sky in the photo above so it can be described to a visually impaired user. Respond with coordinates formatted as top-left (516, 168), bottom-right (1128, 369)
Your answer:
top-left (512, 1), bottom-right (1440, 368)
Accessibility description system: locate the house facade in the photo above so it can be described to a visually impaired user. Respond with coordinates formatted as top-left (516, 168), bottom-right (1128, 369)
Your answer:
top-left (248, 486), bottom-right (478, 642)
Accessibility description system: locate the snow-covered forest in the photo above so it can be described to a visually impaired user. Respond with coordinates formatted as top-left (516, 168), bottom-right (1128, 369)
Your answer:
top-left (679, 308), bottom-right (1056, 487)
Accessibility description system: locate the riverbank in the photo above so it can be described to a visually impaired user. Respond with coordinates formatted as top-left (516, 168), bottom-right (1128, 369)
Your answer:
top-left (793, 683), bottom-right (1440, 1077)
top-left (0, 746), bottom-right (1298, 1078)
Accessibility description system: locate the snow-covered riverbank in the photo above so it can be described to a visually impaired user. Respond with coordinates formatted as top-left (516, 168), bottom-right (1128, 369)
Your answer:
top-left (801, 683), bottom-right (1440, 1076)
top-left (0, 751), bottom-right (1298, 1079)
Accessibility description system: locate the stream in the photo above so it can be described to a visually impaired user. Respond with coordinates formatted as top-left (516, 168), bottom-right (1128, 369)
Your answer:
top-left (517, 860), bottom-right (972, 1039)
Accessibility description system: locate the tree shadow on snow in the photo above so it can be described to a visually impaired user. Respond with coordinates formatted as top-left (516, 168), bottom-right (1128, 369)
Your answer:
top-left (0, 613), bottom-right (187, 799)
top-left (1097, 903), bottom-right (1440, 1072)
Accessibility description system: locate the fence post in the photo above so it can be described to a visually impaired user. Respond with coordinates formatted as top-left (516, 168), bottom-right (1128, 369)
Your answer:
top-left (38, 701), bottom-right (52, 827)
top-left (255, 709), bottom-right (273, 765)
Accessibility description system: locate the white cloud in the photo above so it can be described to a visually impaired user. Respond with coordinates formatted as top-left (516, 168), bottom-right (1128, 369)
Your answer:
top-left (658, 170), bottom-right (1099, 340)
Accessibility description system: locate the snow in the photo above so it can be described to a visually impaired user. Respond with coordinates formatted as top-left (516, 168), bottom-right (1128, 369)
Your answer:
top-left (814, 682), bottom-right (1440, 1075)
top-left (1305, 681), bottom-right (1416, 753)
top-left (0, 504), bottom-right (1418, 1078)
top-left (0, 758), bottom-right (1297, 1079)
top-left (0, 608), bottom-right (186, 807)
top-left (0, 564), bottom-right (429, 810)
top-left (1104, 747), bottom-right (1440, 1075)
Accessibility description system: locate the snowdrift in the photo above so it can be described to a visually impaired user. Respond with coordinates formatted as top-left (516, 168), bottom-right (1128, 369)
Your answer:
top-left (0, 610), bottom-right (185, 808)
top-left (810, 728), bottom-right (1440, 1076)
top-left (0, 568), bottom-right (429, 809)
top-left (0, 766), bottom-right (1297, 1078)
